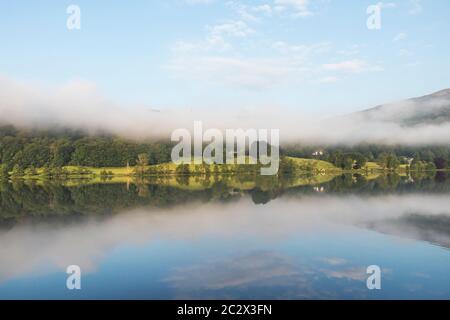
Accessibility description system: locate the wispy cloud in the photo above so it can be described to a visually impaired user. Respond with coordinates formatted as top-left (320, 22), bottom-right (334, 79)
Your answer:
top-left (322, 60), bottom-right (383, 74)
top-left (338, 45), bottom-right (362, 56)
top-left (409, 0), bottom-right (423, 15)
top-left (169, 1), bottom-right (384, 91)
top-left (167, 55), bottom-right (293, 89)
top-left (226, 0), bottom-right (315, 21)
top-left (209, 20), bottom-right (254, 38)
top-left (274, 0), bottom-right (313, 17)
top-left (379, 2), bottom-right (397, 9)
top-left (316, 76), bottom-right (339, 83)
top-left (182, 0), bottom-right (215, 5)
top-left (168, 40), bottom-right (331, 89)
top-left (393, 32), bottom-right (407, 42)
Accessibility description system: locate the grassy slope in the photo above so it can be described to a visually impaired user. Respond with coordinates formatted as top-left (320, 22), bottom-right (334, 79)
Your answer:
top-left (287, 157), bottom-right (341, 172)
top-left (366, 162), bottom-right (382, 170)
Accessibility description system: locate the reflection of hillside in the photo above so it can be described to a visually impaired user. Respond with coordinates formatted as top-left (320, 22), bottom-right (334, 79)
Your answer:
top-left (366, 214), bottom-right (450, 249)
top-left (1, 173), bottom-right (450, 226)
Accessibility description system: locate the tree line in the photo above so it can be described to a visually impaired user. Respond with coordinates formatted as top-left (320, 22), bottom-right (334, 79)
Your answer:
top-left (0, 125), bottom-right (172, 176)
top-left (284, 144), bottom-right (450, 171)
top-left (1, 125), bottom-right (450, 178)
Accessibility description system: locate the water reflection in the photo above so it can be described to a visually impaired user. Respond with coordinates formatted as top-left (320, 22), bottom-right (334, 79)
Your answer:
top-left (0, 173), bottom-right (449, 299)
top-left (1, 173), bottom-right (450, 226)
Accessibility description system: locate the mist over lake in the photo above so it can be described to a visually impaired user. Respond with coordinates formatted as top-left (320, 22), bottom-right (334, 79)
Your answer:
top-left (1, 174), bottom-right (449, 299)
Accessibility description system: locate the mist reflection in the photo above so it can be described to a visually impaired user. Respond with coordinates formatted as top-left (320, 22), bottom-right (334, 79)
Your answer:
top-left (0, 174), bottom-right (450, 299)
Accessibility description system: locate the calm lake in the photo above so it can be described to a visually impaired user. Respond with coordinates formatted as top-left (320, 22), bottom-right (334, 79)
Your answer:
top-left (1, 173), bottom-right (450, 299)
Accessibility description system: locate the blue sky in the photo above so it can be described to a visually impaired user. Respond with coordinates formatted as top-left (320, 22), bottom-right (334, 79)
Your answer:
top-left (0, 0), bottom-right (449, 116)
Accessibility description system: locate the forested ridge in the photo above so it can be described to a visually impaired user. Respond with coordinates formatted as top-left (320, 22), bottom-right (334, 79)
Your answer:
top-left (0, 124), bottom-right (173, 173)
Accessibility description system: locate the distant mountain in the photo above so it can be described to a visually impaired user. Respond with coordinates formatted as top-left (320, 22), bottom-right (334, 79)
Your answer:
top-left (356, 89), bottom-right (450, 126)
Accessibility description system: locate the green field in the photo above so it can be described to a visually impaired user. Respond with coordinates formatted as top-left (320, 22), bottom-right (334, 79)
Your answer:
top-left (287, 157), bottom-right (341, 172)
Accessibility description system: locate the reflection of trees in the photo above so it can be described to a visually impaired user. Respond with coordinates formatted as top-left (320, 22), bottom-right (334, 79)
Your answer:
top-left (1, 172), bottom-right (449, 226)
top-left (375, 174), bottom-right (400, 191)
top-left (286, 172), bottom-right (450, 196)
top-left (175, 175), bottom-right (190, 186)
top-left (435, 171), bottom-right (447, 183)
top-left (250, 189), bottom-right (276, 205)
top-left (136, 183), bottom-right (150, 198)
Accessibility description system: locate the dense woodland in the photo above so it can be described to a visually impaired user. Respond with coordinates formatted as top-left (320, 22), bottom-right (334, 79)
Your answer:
top-left (283, 144), bottom-right (450, 171)
top-left (0, 125), bottom-right (172, 175)
top-left (0, 124), bottom-right (449, 177)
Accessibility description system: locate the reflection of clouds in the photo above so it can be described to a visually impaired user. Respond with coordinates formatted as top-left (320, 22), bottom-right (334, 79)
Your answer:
top-left (320, 267), bottom-right (367, 281)
top-left (164, 251), bottom-right (365, 299)
top-left (165, 251), bottom-right (300, 290)
top-left (412, 272), bottom-right (430, 279)
top-left (321, 267), bottom-right (391, 282)
top-left (318, 257), bottom-right (391, 282)
top-left (0, 194), bottom-right (450, 283)
top-left (318, 257), bottom-right (347, 266)
top-left (366, 214), bottom-right (450, 249)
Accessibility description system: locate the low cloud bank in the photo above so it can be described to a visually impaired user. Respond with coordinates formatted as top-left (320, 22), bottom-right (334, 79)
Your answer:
top-left (1, 76), bottom-right (450, 145)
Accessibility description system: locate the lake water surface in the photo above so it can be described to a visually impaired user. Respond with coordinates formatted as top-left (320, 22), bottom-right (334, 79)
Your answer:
top-left (1, 173), bottom-right (449, 299)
